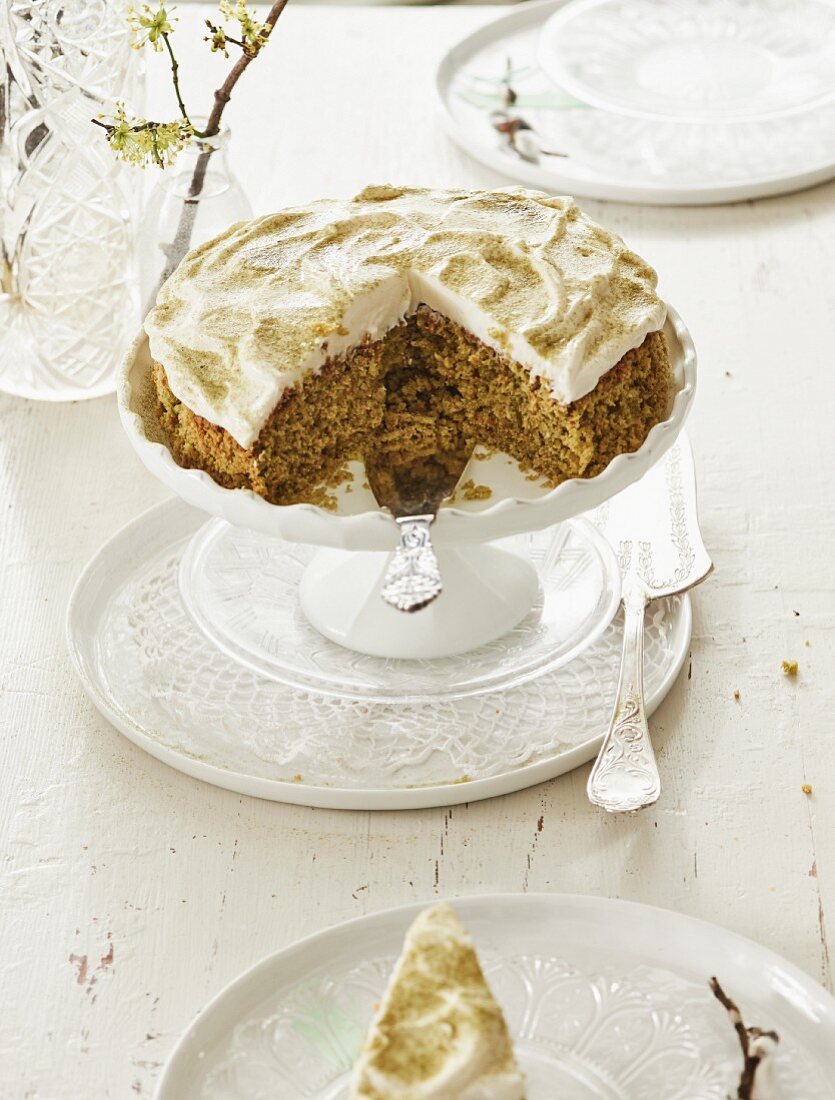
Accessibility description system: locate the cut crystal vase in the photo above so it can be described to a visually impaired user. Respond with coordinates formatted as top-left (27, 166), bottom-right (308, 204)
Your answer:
top-left (0, 1), bottom-right (142, 400)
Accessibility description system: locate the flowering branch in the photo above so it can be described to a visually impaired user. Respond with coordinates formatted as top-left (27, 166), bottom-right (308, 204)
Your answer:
top-left (205, 0), bottom-right (271, 59)
top-left (94, 0), bottom-right (286, 168)
top-left (93, 0), bottom-right (289, 306)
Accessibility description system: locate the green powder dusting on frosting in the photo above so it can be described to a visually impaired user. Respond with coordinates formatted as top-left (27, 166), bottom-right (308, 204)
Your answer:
top-left (144, 185), bottom-right (664, 450)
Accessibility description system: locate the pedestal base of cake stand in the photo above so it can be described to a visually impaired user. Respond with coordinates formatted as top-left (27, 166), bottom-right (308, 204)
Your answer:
top-left (298, 543), bottom-right (540, 659)
top-left (176, 516), bottom-right (621, 703)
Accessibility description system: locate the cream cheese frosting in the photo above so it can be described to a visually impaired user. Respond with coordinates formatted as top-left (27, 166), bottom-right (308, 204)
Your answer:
top-left (349, 903), bottom-right (525, 1100)
top-left (145, 185), bottom-right (666, 449)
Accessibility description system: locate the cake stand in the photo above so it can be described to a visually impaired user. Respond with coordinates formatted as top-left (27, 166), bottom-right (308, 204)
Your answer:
top-left (117, 306), bottom-right (694, 671)
top-left (65, 305), bottom-right (697, 808)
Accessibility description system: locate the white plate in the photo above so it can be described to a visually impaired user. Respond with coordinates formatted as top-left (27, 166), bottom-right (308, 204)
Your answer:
top-left (66, 499), bottom-right (690, 810)
top-left (539, 0), bottom-right (835, 124)
top-left (436, 0), bottom-right (835, 205)
top-left (154, 893), bottom-right (835, 1098)
top-left (118, 307), bottom-right (695, 550)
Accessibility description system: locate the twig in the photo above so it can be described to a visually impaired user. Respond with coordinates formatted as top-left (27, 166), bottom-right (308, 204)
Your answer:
top-left (489, 57), bottom-right (566, 165)
top-left (163, 32), bottom-right (192, 129)
top-left (710, 978), bottom-right (779, 1099)
top-left (147, 0), bottom-right (290, 311)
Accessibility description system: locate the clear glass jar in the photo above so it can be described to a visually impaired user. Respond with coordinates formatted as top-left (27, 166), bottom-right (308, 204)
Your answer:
top-left (139, 122), bottom-right (253, 313)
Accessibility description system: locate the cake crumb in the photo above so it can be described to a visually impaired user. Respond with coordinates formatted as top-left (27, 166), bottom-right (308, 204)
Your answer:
top-left (805, 639), bottom-right (811, 647)
top-left (458, 479), bottom-right (492, 502)
top-left (488, 326), bottom-right (511, 351)
top-left (781, 660), bottom-right (799, 678)
top-left (802, 783), bottom-right (813, 796)
top-left (733, 690), bottom-right (740, 701)
top-left (291, 773), bottom-right (303, 783)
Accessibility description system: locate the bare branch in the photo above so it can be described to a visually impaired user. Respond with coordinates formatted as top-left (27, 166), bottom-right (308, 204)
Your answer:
top-left (710, 978), bottom-right (779, 1100)
top-left (201, 0), bottom-right (289, 137)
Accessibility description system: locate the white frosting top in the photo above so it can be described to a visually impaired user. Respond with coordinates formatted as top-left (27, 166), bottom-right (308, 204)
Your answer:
top-left (349, 903), bottom-right (525, 1100)
top-left (146, 185), bottom-right (666, 449)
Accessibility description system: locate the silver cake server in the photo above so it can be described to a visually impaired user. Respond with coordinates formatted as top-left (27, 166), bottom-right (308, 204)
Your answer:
top-left (588, 438), bottom-right (712, 813)
top-left (366, 447), bottom-right (472, 613)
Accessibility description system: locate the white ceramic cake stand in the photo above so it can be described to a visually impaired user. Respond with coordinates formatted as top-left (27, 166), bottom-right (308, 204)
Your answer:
top-left (117, 306), bottom-right (695, 670)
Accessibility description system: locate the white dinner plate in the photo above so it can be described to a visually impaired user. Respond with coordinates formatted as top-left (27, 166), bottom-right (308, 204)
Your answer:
top-left (436, 0), bottom-right (835, 205)
top-left (66, 499), bottom-right (690, 810)
top-left (155, 893), bottom-right (835, 1098)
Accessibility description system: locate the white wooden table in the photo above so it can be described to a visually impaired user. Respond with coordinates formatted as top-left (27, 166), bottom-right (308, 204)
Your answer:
top-left (3, 6), bottom-right (834, 1096)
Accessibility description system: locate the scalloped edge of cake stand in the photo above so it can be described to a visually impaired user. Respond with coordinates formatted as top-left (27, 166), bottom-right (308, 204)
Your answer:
top-left (118, 305), bottom-right (696, 552)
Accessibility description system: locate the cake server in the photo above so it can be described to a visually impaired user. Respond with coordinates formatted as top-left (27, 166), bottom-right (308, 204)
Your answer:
top-left (367, 447), bottom-right (472, 613)
top-left (588, 438), bottom-right (712, 813)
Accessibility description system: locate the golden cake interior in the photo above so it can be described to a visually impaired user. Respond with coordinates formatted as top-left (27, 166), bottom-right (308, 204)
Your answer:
top-left (152, 305), bottom-right (671, 507)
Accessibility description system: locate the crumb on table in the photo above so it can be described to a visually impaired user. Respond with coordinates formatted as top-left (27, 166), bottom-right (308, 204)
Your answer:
top-left (802, 783), bottom-right (813, 796)
top-left (733, 690), bottom-right (740, 702)
top-left (781, 660), bottom-right (799, 678)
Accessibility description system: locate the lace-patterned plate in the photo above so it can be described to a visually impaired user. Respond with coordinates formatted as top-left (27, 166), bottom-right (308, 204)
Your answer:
top-left (68, 500), bottom-right (690, 810)
top-left (436, 0), bottom-right (835, 204)
top-left (155, 894), bottom-right (835, 1099)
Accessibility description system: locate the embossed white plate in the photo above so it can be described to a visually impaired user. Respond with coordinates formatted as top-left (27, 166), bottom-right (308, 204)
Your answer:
top-left (436, 0), bottom-right (835, 204)
top-left (539, 0), bottom-right (835, 124)
top-left (154, 894), bottom-right (835, 1098)
top-left (67, 499), bottom-right (691, 810)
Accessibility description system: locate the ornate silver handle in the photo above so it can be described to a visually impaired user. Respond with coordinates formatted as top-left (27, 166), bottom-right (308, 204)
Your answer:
top-left (587, 588), bottom-right (661, 813)
top-left (380, 516), bottom-right (442, 613)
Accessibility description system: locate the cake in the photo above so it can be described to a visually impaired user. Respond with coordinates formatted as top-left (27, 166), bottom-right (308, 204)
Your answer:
top-left (349, 903), bottom-right (525, 1099)
top-left (145, 185), bottom-right (670, 506)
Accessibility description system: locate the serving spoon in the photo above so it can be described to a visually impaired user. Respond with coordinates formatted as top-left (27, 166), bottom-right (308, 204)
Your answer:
top-left (366, 446), bottom-right (472, 613)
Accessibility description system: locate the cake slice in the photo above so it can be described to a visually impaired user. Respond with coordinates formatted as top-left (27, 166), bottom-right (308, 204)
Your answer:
top-left (350, 903), bottom-right (525, 1100)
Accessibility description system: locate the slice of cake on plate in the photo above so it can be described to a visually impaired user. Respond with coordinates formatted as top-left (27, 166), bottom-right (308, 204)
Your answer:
top-left (349, 902), bottom-right (525, 1099)
top-left (145, 185), bottom-right (670, 506)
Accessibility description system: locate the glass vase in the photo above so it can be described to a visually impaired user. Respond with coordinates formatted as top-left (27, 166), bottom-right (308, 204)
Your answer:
top-left (139, 123), bottom-right (252, 314)
top-left (0, 0), bottom-right (143, 400)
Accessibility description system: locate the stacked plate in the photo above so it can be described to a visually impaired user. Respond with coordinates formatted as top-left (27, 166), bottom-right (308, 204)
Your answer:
top-left (437, 0), bottom-right (835, 204)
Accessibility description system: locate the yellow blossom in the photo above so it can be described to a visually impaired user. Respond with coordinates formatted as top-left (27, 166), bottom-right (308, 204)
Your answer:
top-left (218, 0), bottom-right (270, 54)
top-left (127, 1), bottom-right (177, 51)
top-left (99, 103), bottom-right (193, 168)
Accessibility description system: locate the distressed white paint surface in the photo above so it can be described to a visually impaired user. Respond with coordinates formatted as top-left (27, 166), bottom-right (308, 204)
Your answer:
top-left (1, 7), bottom-right (834, 1097)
